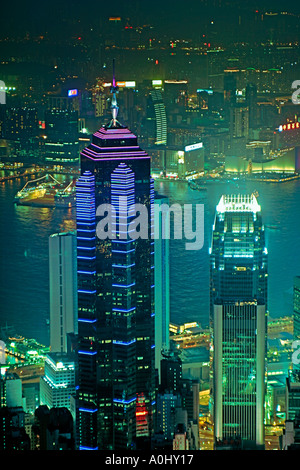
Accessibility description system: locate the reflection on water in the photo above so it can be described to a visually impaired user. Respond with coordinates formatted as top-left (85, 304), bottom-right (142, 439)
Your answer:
top-left (0, 175), bottom-right (300, 345)
top-left (156, 178), bottom-right (300, 328)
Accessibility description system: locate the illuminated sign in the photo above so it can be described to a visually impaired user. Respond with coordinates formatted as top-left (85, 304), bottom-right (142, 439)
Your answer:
top-left (278, 122), bottom-right (300, 132)
top-left (152, 80), bottom-right (162, 86)
top-left (178, 151), bottom-right (185, 164)
top-left (68, 89), bottom-right (78, 97)
top-left (165, 80), bottom-right (188, 84)
top-left (197, 89), bottom-right (213, 94)
top-left (123, 81), bottom-right (135, 88)
top-left (103, 81), bottom-right (136, 88)
top-left (184, 142), bottom-right (203, 152)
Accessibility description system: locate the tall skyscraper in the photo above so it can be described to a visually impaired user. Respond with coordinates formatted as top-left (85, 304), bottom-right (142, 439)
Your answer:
top-left (149, 89), bottom-right (167, 146)
top-left (293, 276), bottom-right (300, 341)
top-left (245, 83), bottom-right (258, 130)
top-left (229, 105), bottom-right (249, 140)
top-left (76, 68), bottom-right (155, 450)
top-left (49, 232), bottom-right (78, 354)
top-left (210, 194), bottom-right (268, 449)
top-left (154, 194), bottom-right (170, 381)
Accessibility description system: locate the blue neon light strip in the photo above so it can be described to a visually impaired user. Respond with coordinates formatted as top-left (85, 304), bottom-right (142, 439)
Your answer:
top-left (78, 350), bottom-right (97, 355)
top-left (79, 446), bottom-right (98, 451)
top-left (78, 289), bottom-right (97, 294)
top-left (112, 307), bottom-right (136, 313)
top-left (78, 318), bottom-right (97, 323)
top-left (112, 239), bottom-right (135, 244)
top-left (77, 270), bottom-right (96, 275)
top-left (112, 249), bottom-right (135, 254)
top-left (113, 339), bottom-right (136, 346)
top-left (79, 407), bottom-right (98, 413)
top-left (112, 283), bottom-right (135, 288)
top-left (113, 397), bottom-right (136, 405)
top-left (77, 236), bottom-right (96, 241)
top-left (112, 264), bottom-right (135, 269)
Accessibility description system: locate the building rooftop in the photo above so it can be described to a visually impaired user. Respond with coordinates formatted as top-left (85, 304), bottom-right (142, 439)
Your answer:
top-left (216, 194), bottom-right (261, 214)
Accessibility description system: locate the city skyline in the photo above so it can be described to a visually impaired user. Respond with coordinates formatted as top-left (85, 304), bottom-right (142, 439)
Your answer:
top-left (1, 0), bottom-right (300, 454)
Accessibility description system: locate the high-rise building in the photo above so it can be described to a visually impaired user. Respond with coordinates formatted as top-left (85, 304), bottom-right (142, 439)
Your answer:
top-left (3, 107), bottom-right (38, 141)
top-left (293, 276), bottom-right (300, 341)
top-left (44, 109), bottom-right (79, 164)
top-left (210, 194), bottom-right (268, 449)
top-left (49, 232), bottom-right (78, 354)
top-left (245, 83), bottom-right (258, 130)
top-left (154, 194), bottom-right (170, 380)
top-left (40, 353), bottom-right (76, 410)
top-left (150, 89), bottom-right (167, 146)
top-left (224, 73), bottom-right (237, 107)
top-left (76, 71), bottom-right (155, 450)
top-left (164, 80), bottom-right (188, 111)
top-left (229, 105), bottom-right (249, 140)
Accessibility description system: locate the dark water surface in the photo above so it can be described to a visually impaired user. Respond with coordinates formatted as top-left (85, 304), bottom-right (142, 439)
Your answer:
top-left (1, 173), bottom-right (300, 345)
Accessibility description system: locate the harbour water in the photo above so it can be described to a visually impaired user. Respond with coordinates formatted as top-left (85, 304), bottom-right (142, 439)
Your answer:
top-left (1, 171), bottom-right (300, 346)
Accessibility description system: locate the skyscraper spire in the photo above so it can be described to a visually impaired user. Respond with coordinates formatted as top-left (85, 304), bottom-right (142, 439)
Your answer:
top-left (109, 58), bottom-right (119, 127)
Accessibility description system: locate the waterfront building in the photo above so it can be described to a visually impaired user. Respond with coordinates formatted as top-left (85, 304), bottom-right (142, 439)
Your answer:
top-left (49, 232), bottom-right (78, 354)
top-left (224, 147), bottom-right (298, 175)
top-left (210, 194), bottom-right (268, 449)
top-left (76, 69), bottom-right (155, 450)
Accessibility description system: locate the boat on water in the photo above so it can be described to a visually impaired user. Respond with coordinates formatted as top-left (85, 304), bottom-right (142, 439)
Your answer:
top-left (188, 180), bottom-right (208, 191)
top-left (14, 174), bottom-right (77, 208)
top-left (54, 179), bottom-right (76, 208)
top-left (15, 185), bottom-right (47, 202)
top-left (54, 188), bottom-right (76, 208)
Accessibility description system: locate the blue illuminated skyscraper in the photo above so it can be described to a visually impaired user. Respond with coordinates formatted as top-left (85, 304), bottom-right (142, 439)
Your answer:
top-left (76, 70), bottom-right (155, 450)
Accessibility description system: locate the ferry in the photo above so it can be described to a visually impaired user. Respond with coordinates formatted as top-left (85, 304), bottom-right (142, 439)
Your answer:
top-left (15, 185), bottom-right (47, 202)
top-left (54, 187), bottom-right (76, 208)
top-left (188, 180), bottom-right (208, 191)
top-left (14, 174), bottom-right (77, 208)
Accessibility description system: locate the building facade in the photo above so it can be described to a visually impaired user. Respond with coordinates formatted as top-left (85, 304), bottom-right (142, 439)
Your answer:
top-left (76, 86), bottom-right (155, 450)
top-left (40, 353), bottom-right (76, 410)
top-left (210, 194), bottom-right (268, 449)
top-left (49, 232), bottom-right (78, 354)
top-left (293, 276), bottom-right (300, 341)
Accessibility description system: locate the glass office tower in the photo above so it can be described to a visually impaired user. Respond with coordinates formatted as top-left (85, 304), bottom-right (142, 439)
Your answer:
top-left (293, 276), bottom-right (300, 341)
top-left (76, 84), bottom-right (155, 450)
top-left (210, 194), bottom-right (268, 449)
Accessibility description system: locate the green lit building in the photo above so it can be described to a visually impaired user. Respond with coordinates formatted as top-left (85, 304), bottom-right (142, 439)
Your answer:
top-left (293, 277), bottom-right (300, 342)
top-left (210, 194), bottom-right (268, 449)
